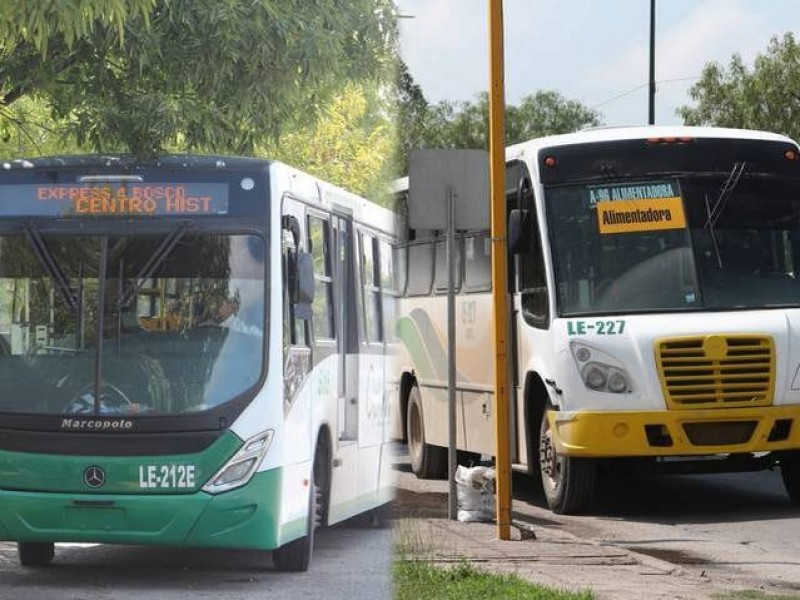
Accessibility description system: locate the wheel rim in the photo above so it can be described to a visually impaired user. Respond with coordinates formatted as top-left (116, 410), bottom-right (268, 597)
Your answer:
top-left (311, 466), bottom-right (323, 529)
top-left (539, 414), bottom-right (562, 493)
top-left (408, 401), bottom-right (422, 468)
top-left (311, 483), bottom-right (322, 530)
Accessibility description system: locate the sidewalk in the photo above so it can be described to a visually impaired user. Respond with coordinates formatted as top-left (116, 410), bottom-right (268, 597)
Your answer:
top-left (394, 510), bottom-right (724, 598)
top-left (392, 464), bottom-right (765, 600)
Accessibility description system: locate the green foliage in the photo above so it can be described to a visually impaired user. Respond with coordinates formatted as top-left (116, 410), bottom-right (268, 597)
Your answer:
top-left (427, 91), bottom-right (601, 150)
top-left (394, 560), bottom-right (595, 600)
top-left (394, 84), bottom-right (601, 174)
top-left (260, 83), bottom-right (395, 204)
top-left (679, 33), bottom-right (800, 140)
top-left (0, 96), bottom-right (84, 157)
top-left (394, 60), bottom-right (430, 176)
top-left (0, 0), bottom-right (154, 54)
top-left (0, 1), bottom-right (397, 157)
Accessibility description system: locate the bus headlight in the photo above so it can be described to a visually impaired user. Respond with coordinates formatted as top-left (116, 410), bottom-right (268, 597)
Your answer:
top-left (607, 369), bottom-right (629, 393)
top-left (571, 342), bottom-right (632, 394)
top-left (579, 362), bottom-right (630, 394)
top-left (203, 429), bottom-right (274, 494)
top-left (583, 363), bottom-right (607, 390)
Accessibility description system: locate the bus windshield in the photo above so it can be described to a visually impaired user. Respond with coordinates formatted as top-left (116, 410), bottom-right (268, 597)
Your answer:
top-left (546, 174), bottom-right (800, 316)
top-left (0, 232), bottom-right (265, 417)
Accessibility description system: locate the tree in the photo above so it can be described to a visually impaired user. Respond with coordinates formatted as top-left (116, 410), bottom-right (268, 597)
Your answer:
top-left (393, 60), bottom-right (430, 176)
top-left (394, 87), bottom-right (601, 173)
top-left (0, 96), bottom-right (83, 156)
top-left (1, 1), bottom-right (397, 156)
top-left (260, 83), bottom-right (395, 204)
top-left (679, 33), bottom-right (800, 140)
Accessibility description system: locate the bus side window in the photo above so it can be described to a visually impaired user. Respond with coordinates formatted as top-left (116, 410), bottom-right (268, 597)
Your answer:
top-left (360, 232), bottom-right (383, 343)
top-left (405, 238), bottom-right (434, 296)
top-left (379, 239), bottom-right (399, 341)
top-left (308, 215), bottom-right (335, 340)
top-left (510, 163), bottom-right (549, 328)
top-left (519, 206), bottom-right (549, 327)
top-left (434, 236), bottom-right (462, 293)
top-left (282, 228), bottom-right (309, 348)
top-left (463, 232), bottom-right (492, 292)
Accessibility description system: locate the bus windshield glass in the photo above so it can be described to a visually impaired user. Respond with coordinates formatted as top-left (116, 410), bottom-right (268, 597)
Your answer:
top-left (0, 232), bottom-right (265, 417)
top-left (546, 174), bottom-right (800, 316)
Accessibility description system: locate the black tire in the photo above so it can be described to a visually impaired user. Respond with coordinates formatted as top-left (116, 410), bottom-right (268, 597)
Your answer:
top-left (457, 450), bottom-right (482, 467)
top-left (273, 443), bottom-right (327, 572)
top-left (780, 450), bottom-right (800, 502)
top-left (406, 385), bottom-right (446, 479)
top-left (539, 404), bottom-right (596, 514)
top-left (18, 542), bottom-right (54, 567)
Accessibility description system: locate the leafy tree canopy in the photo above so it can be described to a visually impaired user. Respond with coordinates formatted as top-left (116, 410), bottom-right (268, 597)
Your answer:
top-left (679, 33), bottom-right (800, 140)
top-left (0, 1), bottom-right (397, 156)
top-left (394, 85), bottom-right (601, 174)
top-left (0, 0), bottom-right (155, 53)
top-left (261, 83), bottom-right (395, 204)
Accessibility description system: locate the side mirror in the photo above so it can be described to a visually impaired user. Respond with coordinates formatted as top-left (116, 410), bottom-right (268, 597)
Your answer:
top-left (508, 209), bottom-right (531, 254)
top-left (288, 251), bottom-right (315, 319)
top-left (295, 252), bottom-right (315, 305)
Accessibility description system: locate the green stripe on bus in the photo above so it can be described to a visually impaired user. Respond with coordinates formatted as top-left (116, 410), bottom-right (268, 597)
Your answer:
top-left (0, 432), bottom-right (242, 495)
top-left (0, 468), bottom-right (288, 550)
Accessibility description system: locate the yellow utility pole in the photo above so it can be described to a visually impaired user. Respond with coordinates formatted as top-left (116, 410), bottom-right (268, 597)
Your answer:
top-left (488, 0), bottom-right (511, 541)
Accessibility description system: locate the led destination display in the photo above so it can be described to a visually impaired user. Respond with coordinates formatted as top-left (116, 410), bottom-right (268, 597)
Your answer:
top-left (0, 183), bottom-right (229, 216)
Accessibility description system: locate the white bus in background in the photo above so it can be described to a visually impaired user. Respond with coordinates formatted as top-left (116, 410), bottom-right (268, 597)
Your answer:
top-left (392, 126), bottom-right (800, 514)
top-left (0, 155), bottom-right (396, 571)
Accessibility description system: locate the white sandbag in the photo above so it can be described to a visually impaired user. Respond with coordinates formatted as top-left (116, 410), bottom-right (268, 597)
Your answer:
top-left (455, 464), bottom-right (496, 522)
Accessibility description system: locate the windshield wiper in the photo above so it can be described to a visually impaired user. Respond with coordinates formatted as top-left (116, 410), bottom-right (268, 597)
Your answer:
top-left (118, 221), bottom-right (190, 308)
top-left (704, 161), bottom-right (747, 229)
top-left (702, 161), bottom-right (747, 269)
top-left (23, 223), bottom-right (79, 312)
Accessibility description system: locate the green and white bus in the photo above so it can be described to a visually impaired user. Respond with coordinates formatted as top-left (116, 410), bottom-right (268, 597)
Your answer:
top-left (393, 126), bottom-right (800, 514)
top-left (0, 155), bottom-right (396, 570)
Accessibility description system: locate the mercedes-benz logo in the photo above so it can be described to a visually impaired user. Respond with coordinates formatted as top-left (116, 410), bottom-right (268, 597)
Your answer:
top-left (83, 465), bottom-right (106, 489)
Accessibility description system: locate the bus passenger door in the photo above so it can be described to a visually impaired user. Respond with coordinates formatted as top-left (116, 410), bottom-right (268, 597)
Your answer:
top-left (332, 215), bottom-right (359, 445)
top-left (357, 232), bottom-right (386, 449)
top-left (508, 161), bottom-right (550, 470)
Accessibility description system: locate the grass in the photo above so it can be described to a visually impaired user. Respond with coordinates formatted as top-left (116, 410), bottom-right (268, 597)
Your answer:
top-left (394, 560), bottom-right (595, 600)
top-left (393, 518), bottom-right (454, 559)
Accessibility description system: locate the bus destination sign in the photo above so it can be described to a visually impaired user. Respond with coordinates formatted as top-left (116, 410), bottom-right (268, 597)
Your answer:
top-left (0, 183), bottom-right (229, 217)
top-left (590, 181), bottom-right (686, 235)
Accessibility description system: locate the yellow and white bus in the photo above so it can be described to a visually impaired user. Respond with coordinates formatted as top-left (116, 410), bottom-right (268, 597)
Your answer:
top-left (392, 126), bottom-right (800, 514)
top-left (0, 155), bottom-right (396, 570)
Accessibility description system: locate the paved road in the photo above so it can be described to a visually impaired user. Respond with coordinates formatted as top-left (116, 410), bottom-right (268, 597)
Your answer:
top-left (513, 466), bottom-right (800, 590)
top-left (0, 518), bottom-right (391, 600)
top-left (394, 444), bottom-right (800, 594)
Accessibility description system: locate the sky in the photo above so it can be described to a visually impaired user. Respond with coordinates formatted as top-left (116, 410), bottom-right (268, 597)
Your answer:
top-left (396, 0), bottom-right (800, 127)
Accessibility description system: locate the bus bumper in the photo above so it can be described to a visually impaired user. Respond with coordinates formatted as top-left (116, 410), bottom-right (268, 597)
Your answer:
top-left (0, 468), bottom-right (288, 550)
top-left (548, 405), bottom-right (800, 457)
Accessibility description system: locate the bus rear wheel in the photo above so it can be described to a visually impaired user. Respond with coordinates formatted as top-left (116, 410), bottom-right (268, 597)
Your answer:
top-left (406, 385), bottom-right (446, 479)
top-left (18, 542), bottom-right (54, 567)
top-left (539, 404), bottom-right (596, 514)
top-left (780, 450), bottom-right (800, 502)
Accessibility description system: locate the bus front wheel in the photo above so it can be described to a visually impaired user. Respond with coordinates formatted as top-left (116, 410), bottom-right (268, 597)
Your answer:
top-left (18, 542), bottom-right (54, 567)
top-left (780, 450), bottom-right (800, 502)
top-left (539, 404), bottom-right (596, 514)
top-left (406, 385), bottom-right (446, 479)
top-left (273, 454), bottom-right (325, 572)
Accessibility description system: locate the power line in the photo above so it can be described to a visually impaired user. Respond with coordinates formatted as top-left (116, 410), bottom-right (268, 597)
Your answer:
top-left (591, 76), bottom-right (701, 110)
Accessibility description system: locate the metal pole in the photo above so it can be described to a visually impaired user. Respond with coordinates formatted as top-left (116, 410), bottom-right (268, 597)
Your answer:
top-left (488, 0), bottom-right (511, 541)
top-left (447, 188), bottom-right (458, 521)
top-left (648, 0), bottom-right (656, 125)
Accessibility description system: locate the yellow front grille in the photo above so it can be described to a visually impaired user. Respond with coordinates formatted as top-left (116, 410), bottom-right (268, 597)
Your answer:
top-left (656, 334), bottom-right (774, 409)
